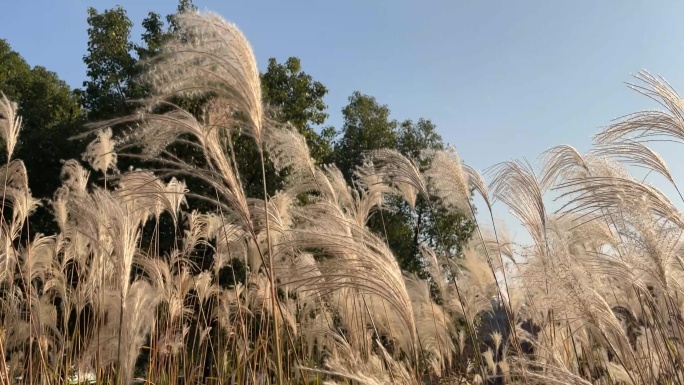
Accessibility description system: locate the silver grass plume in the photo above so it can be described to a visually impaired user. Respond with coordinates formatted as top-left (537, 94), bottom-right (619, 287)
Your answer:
top-left (164, 177), bottom-right (189, 225)
top-left (463, 164), bottom-right (491, 209)
top-left (591, 138), bottom-right (678, 189)
top-left (405, 276), bottom-right (455, 375)
top-left (351, 162), bottom-right (393, 226)
top-left (556, 174), bottom-right (684, 229)
top-left (420, 245), bottom-right (446, 297)
top-left (107, 11), bottom-right (268, 253)
top-left (200, 212), bottom-right (247, 273)
top-left (322, 164), bottom-right (356, 210)
top-left (366, 148), bottom-right (429, 210)
top-left (0, 93), bottom-right (22, 160)
top-left (264, 121), bottom-right (316, 179)
top-left (67, 188), bottom-right (141, 301)
top-left (115, 170), bottom-right (166, 226)
top-left (489, 160), bottom-right (548, 249)
top-left (302, 332), bottom-right (414, 385)
top-left (115, 170), bottom-right (188, 226)
top-left (423, 147), bottom-right (471, 215)
top-left (595, 71), bottom-right (684, 144)
top-left (540, 145), bottom-right (589, 191)
top-left (82, 127), bottom-right (117, 174)
top-left (142, 11), bottom-right (263, 143)
top-left (78, 280), bottom-right (162, 384)
top-left (0, 161), bottom-right (40, 231)
top-left (141, 105), bottom-right (253, 227)
top-left (60, 159), bottom-right (90, 193)
top-left (291, 207), bottom-right (419, 357)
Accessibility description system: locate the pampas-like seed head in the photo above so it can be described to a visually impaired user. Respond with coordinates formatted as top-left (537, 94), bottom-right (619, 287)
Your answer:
top-left (423, 147), bottom-right (471, 215)
top-left (142, 11), bottom-right (264, 143)
top-left (82, 128), bottom-right (117, 174)
top-left (0, 93), bottom-right (22, 159)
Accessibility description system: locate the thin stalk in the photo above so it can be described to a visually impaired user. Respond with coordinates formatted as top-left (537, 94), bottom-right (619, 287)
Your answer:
top-left (257, 146), bottom-right (283, 385)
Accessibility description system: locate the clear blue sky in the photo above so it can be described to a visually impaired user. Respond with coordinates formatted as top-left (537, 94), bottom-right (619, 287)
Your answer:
top-left (2, 0), bottom-right (684, 240)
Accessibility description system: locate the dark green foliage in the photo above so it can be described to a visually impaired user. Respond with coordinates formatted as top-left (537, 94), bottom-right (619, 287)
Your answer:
top-left (81, 6), bottom-right (140, 121)
top-left (334, 91), bottom-right (398, 180)
top-left (228, 57), bottom-right (338, 198)
top-left (0, 39), bottom-right (85, 235)
top-left (138, 12), bottom-right (168, 59)
top-left (334, 95), bottom-right (475, 276)
top-left (261, 57), bottom-right (334, 163)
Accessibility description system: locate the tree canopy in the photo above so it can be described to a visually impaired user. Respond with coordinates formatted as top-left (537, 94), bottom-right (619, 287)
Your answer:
top-left (0, 0), bottom-right (474, 276)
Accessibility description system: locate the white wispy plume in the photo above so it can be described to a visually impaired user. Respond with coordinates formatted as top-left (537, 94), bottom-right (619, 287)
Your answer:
top-left (366, 148), bottom-right (429, 210)
top-left (0, 93), bottom-right (22, 159)
top-left (141, 11), bottom-right (263, 143)
top-left (423, 147), bottom-right (471, 215)
top-left (82, 128), bottom-right (117, 174)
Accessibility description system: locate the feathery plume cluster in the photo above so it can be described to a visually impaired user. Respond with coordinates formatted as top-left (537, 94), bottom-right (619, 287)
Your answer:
top-left (0, 93), bottom-right (21, 159)
top-left (4, 9), bottom-right (684, 385)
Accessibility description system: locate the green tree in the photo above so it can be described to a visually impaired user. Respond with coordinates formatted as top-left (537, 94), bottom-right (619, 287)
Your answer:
top-left (0, 39), bottom-right (31, 99)
top-left (80, 2), bottom-right (201, 178)
top-left (233, 56), bottom-right (336, 198)
top-left (333, 94), bottom-right (474, 275)
top-left (397, 118), bottom-right (443, 160)
top-left (168, 0), bottom-right (198, 32)
top-left (332, 92), bottom-right (416, 269)
top-left (14, 67), bottom-right (84, 195)
top-left (81, 6), bottom-right (140, 121)
top-left (82, 1), bottom-right (196, 122)
top-left (334, 92), bottom-right (397, 179)
top-left (0, 39), bottom-right (85, 234)
top-left (261, 57), bottom-right (334, 163)
top-left (1, 40), bottom-right (81, 139)
top-left (398, 119), bottom-right (474, 263)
